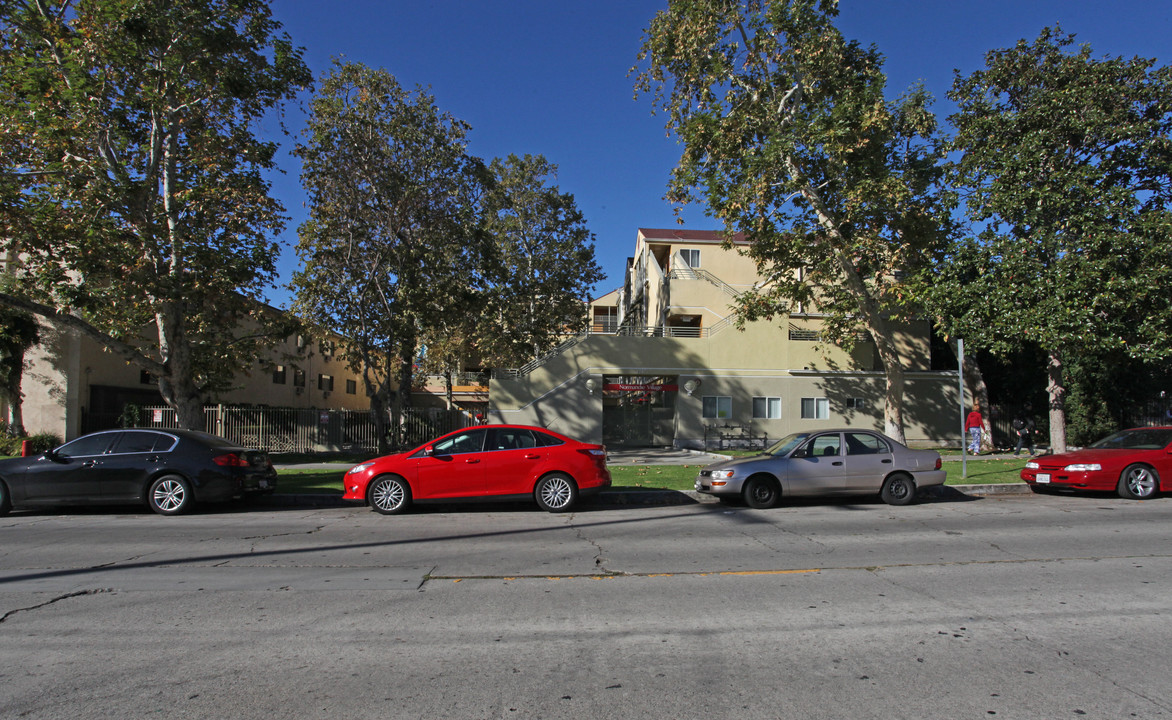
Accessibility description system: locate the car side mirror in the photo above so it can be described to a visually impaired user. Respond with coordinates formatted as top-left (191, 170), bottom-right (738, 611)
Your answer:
top-left (791, 447), bottom-right (808, 459)
top-left (421, 446), bottom-right (435, 456)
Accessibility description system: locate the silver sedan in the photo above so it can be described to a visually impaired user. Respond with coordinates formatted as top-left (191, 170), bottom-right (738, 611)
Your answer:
top-left (695, 429), bottom-right (946, 508)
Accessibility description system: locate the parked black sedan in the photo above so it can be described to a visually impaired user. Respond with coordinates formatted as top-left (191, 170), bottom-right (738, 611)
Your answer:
top-left (0, 428), bottom-right (276, 516)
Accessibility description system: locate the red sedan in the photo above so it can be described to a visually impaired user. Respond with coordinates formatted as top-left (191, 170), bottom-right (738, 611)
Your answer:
top-left (343, 424), bottom-right (611, 514)
top-left (1021, 427), bottom-right (1172, 499)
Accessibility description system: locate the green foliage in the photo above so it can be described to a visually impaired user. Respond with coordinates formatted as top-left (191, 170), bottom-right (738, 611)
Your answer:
top-left (117, 403), bottom-right (142, 429)
top-left (473, 154), bottom-right (604, 366)
top-left (292, 61), bottom-right (485, 449)
top-left (0, 0), bottom-right (311, 427)
top-left (928, 27), bottom-right (1172, 450)
top-left (0, 431), bottom-right (60, 457)
top-left (634, 0), bottom-right (953, 441)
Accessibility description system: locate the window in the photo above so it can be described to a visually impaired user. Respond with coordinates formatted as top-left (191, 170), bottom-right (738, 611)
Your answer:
top-left (140, 370), bottom-right (154, 385)
top-left (845, 432), bottom-right (889, 455)
top-left (293, 369), bottom-right (306, 387)
top-left (112, 431), bottom-right (174, 454)
top-left (273, 365), bottom-right (287, 385)
top-left (428, 428), bottom-right (487, 455)
top-left (679, 249), bottom-right (701, 268)
top-left (846, 397), bottom-right (866, 409)
top-left (702, 396), bottom-right (732, 419)
top-left (57, 433), bottom-right (115, 458)
top-left (318, 374), bottom-right (334, 392)
top-left (346, 379), bottom-right (357, 395)
top-left (801, 397), bottom-right (829, 419)
top-left (752, 397), bottom-right (781, 419)
top-left (807, 433), bottom-right (841, 457)
top-left (320, 339), bottom-right (335, 356)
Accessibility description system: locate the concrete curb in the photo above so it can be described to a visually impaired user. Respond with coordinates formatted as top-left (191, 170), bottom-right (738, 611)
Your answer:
top-left (256, 482), bottom-right (1032, 509)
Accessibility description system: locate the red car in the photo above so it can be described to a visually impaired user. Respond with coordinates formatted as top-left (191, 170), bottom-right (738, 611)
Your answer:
top-left (343, 424), bottom-right (611, 514)
top-left (1021, 427), bottom-right (1172, 499)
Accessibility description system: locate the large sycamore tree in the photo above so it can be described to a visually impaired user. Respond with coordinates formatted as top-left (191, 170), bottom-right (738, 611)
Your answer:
top-left (635, 0), bottom-right (951, 442)
top-left (934, 28), bottom-right (1172, 452)
top-left (0, 0), bottom-right (309, 428)
top-left (293, 61), bottom-right (483, 451)
top-left (476, 153), bottom-right (603, 366)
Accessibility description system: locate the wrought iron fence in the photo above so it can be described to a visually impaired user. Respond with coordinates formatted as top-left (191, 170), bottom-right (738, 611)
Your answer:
top-left (104, 404), bottom-right (478, 454)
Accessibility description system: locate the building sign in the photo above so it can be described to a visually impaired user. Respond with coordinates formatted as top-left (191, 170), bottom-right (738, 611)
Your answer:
top-left (604, 383), bottom-right (679, 393)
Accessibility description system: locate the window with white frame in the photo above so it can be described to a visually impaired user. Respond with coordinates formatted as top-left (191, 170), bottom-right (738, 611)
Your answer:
top-left (679, 249), bottom-right (701, 268)
top-left (801, 397), bottom-right (829, 419)
top-left (702, 396), bottom-right (732, 419)
top-left (752, 397), bottom-right (781, 419)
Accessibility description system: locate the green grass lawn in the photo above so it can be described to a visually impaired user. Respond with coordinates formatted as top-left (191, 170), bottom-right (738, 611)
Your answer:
top-left (608, 458), bottom-right (1026, 491)
top-left (274, 457), bottom-right (1028, 495)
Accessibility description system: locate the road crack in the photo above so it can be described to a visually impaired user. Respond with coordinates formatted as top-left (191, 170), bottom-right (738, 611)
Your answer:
top-left (0, 588), bottom-right (114, 624)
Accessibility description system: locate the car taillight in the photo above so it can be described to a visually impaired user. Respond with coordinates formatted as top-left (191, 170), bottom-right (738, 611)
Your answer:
top-left (213, 452), bottom-right (250, 467)
top-left (935, 458), bottom-right (942, 470)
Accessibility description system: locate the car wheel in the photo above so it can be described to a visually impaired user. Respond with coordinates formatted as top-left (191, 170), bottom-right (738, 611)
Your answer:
top-left (535, 473), bottom-right (578, 512)
top-left (1118, 464), bottom-right (1159, 500)
top-left (368, 475), bottom-right (411, 515)
top-left (742, 475), bottom-right (780, 509)
top-left (881, 474), bottom-right (917, 506)
top-left (148, 474), bottom-right (193, 515)
top-left (0, 479), bottom-right (11, 516)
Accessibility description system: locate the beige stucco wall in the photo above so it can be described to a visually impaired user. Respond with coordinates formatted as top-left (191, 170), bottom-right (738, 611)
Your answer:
top-left (11, 319), bottom-right (374, 441)
top-left (489, 320), bottom-right (957, 446)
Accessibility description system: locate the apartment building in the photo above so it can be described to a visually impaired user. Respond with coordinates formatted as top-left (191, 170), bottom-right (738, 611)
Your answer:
top-left (15, 313), bottom-right (372, 441)
top-left (489, 228), bottom-right (957, 448)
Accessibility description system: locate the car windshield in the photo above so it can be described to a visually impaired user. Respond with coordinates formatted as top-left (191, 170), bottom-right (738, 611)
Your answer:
top-left (763, 433), bottom-right (809, 457)
top-left (1089, 428), bottom-right (1172, 450)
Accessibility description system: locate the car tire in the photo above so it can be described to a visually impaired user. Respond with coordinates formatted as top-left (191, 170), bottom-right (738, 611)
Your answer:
top-left (535, 473), bottom-right (578, 512)
top-left (742, 475), bottom-right (780, 509)
top-left (1118, 464), bottom-right (1159, 500)
top-left (368, 475), bottom-right (411, 515)
top-left (148, 474), bottom-right (193, 515)
top-left (0, 479), bottom-right (11, 516)
top-left (881, 474), bottom-right (916, 506)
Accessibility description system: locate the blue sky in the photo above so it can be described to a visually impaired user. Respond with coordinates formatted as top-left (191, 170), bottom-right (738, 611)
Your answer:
top-left (260, 0), bottom-right (1172, 307)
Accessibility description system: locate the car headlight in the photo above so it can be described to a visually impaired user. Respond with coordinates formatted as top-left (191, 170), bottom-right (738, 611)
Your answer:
top-left (710, 469), bottom-right (735, 480)
top-left (1025, 461), bottom-right (1040, 469)
top-left (1064, 463), bottom-right (1102, 472)
top-left (346, 462), bottom-right (375, 475)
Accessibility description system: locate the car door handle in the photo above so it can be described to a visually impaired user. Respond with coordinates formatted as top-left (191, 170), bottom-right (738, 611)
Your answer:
top-left (881, 459), bottom-right (892, 464)
top-left (524, 454), bottom-right (540, 459)
top-left (464, 458), bottom-right (481, 464)
top-left (83, 460), bottom-right (98, 468)
top-left (832, 461), bottom-right (843, 466)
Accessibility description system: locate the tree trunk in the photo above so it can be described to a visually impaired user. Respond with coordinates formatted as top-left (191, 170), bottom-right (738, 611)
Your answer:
top-left (387, 337), bottom-right (416, 450)
top-left (5, 359), bottom-right (25, 437)
top-left (156, 304), bottom-right (205, 430)
top-left (1046, 349), bottom-right (1068, 453)
top-left (873, 332), bottom-right (907, 444)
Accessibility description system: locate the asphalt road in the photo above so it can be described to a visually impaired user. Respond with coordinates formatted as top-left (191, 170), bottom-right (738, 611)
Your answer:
top-left (2, 492), bottom-right (1171, 719)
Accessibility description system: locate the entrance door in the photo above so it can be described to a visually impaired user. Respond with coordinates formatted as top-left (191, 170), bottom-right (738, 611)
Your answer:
top-left (601, 377), bottom-right (679, 447)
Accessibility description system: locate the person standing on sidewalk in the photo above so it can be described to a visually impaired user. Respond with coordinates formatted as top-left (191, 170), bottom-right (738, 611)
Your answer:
top-left (965, 404), bottom-right (984, 455)
top-left (1012, 407), bottom-right (1037, 457)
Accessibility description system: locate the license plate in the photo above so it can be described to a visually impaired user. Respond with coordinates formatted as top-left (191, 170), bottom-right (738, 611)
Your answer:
top-left (1036, 473), bottom-right (1050, 484)
top-left (259, 479), bottom-right (270, 489)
